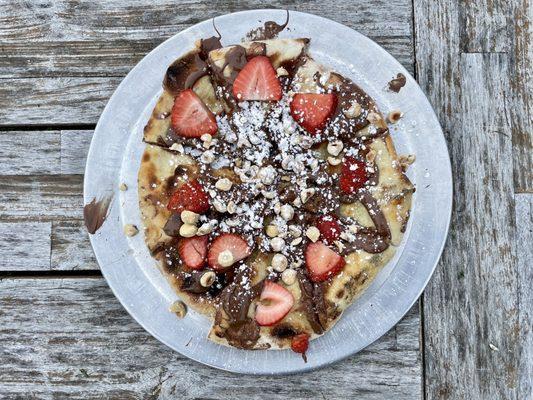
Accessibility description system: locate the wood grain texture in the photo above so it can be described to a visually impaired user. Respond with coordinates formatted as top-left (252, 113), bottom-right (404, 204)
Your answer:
top-left (0, 0), bottom-right (414, 78)
top-left (0, 131), bottom-right (60, 175)
top-left (51, 220), bottom-right (97, 271)
top-left (0, 0), bottom-right (414, 127)
top-left (60, 130), bottom-right (93, 175)
top-left (414, 1), bottom-right (526, 398)
top-left (515, 194), bottom-right (532, 399)
top-left (509, 0), bottom-right (532, 192)
top-left (0, 278), bottom-right (422, 399)
top-left (0, 222), bottom-right (51, 271)
top-left (0, 175), bottom-right (83, 221)
top-left (0, 77), bottom-right (120, 126)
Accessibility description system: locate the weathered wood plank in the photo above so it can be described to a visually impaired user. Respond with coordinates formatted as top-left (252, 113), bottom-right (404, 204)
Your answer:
top-left (414, 1), bottom-right (522, 396)
top-left (515, 194), bottom-right (532, 399)
top-left (51, 220), bottom-right (97, 271)
top-left (60, 130), bottom-right (93, 175)
top-left (0, 175), bottom-right (83, 221)
top-left (509, 0), bottom-right (532, 192)
top-left (0, 130), bottom-right (93, 175)
top-left (0, 222), bottom-right (51, 271)
top-left (459, 0), bottom-right (508, 53)
top-left (0, 130), bottom-right (60, 175)
top-left (0, 77), bottom-right (120, 126)
top-left (0, 1), bottom-right (414, 78)
top-left (0, 278), bottom-right (422, 399)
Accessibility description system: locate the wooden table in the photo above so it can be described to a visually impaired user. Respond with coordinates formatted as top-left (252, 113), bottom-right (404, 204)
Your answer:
top-left (0, 1), bottom-right (531, 399)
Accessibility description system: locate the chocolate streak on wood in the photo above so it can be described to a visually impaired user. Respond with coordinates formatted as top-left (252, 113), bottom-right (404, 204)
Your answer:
top-left (83, 196), bottom-right (112, 234)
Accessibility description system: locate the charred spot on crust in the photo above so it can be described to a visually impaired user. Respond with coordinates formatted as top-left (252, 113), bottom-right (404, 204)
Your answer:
top-left (336, 289), bottom-right (345, 299)
top-left (142, 153), bottom-right (151, 162)
top-left (271, 324), bottom-right (297, 339)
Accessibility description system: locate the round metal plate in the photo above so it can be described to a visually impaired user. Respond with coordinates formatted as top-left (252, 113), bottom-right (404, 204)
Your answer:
top-left (84, 9), bottom-right (452, 374)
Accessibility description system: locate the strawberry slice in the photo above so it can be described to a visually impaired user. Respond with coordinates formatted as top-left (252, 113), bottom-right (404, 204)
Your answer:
top-left (167, 180), bottom-right (210, 214)
top-left (171, 89), bottom-right (218, 138)
top-left (290, 93), bottom-right (337, 134)
top-left (232, 56), bottom-right (282, 101)
top-left (339, 157), bottom-right (368, 194)
top-left (291, 333), bottom-right (310, 355)
top-left (178, 235), bottom-right (209, 270)
top-left (316, 214), bottom-right (342, 244)
top-left (255, 281), bottom-right (295, 326)
top-left (305, 241), bottom-right (346, 282)
top-left (207, 233), bottom-right (252, 270)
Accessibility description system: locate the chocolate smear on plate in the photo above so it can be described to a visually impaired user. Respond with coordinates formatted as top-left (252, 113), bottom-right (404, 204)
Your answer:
top-left (245, 10), bottom-right (289, 41)
top-left (388, 73), bottom-right (406, 93)
top-left (84, 196), bottom-right (112, 234)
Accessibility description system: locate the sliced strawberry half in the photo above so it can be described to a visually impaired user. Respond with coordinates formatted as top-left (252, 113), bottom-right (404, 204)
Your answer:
top-left (290, 93), bottom-right (337, 134)
top-left (305, 241), bottom-right (346, 282)
top-left (339, 156), bottom-right (368, 194)
top-left (255, 281), bottom-right (295, 326)
top-left (316, 214), bottom-right (342, 244)
top-left (171, 89), bottom-right (218, 138)
top-left (232, 56), bottom-right (282, 101)
top-left (291, 333), bottom-right (310, 354)
top-left (167, 180), bottom-right (210, 214)
top-left (207, 233), bottom-right (252, 270)
top-left (178, 235), bottom-right (209, 270)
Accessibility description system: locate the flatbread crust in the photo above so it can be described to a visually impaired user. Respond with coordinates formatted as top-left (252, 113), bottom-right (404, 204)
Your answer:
top-left (138, 37), bottom-right (414, 350)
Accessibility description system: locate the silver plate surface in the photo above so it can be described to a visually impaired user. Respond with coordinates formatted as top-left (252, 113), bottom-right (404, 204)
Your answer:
top-left (84, 9), bottom-right (452, 374)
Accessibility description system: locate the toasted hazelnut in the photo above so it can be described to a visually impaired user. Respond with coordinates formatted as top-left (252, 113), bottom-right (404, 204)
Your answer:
top-left (348, 224), bottom-right (360, 234)
top-left (272, 253), bottom-right (288, 272)
top-left (280, 204), bottom-right (295, 221)
top-left (201, 133), bottom-right (213, 143)
top-left (200, 150), bottom-right (215, 164)
top-left (226, 200), bottom-right (237, 214)
top-left (288, 225), bottom-right (302, 237)
top-left (344, 101), bottom-right (362, 118)
top-left (292, 197), bottom-right (302, 208)
top-left (367, 112), bottom-right (382, 124)
top-left (273, 202), bottom-right (281, 214)
top-left (179, 224), bottom-right (197, 238)
top-left (300, 188), bottom-right (315, 204)
top-left (119, 183), bottom-right (128, 191)
top-left (181, 210), bottom-right (199, 225)
top-left (327, 156), bottom-right (342, 166)
top-left (276, 67), bottom-right (289, 77)
top-left (200, 271), bottom-right (216, 287)
top-left (266, 225), bottom-right (279, 238)
top-left (399, 154), bottom-right (416, 171)
top-left (213, 200), bottom-right (227, 213)
top-left (215, 178), bottom-right (233, 191)
top-left (169, 143), bottom-right (184, 153)
top-left (281, 269), bottom-right (297, 285)
top-left (291, 260), bottom-right (303, 269)
top-left (327, 140), bottom-right (344, 157)
top-left (218, 250), bottom-right (234, 267)
top-left (197, 222), bottom-right (214, 236)
top-left (169, 300), bottom-right (187, 318)
top-left (258, 165), bottom-right (276, 185)
top-left (123, 224), bottom-right (138, 237)
top-left (261, 190), bottom-right (276, 199)
top-left (387, 109), bottom-right (403, 124)
top-left (306, 226), bottom-right (320, 242)
top-left (334, 240), bottom-right (345, 253)
top-left (270, 237), bottom-right (286, 252)
top-left (290, 237), bottom-right (303, 246)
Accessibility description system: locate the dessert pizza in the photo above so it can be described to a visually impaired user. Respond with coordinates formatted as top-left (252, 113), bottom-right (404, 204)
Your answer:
top-left (138, 36), bottom-right (414, 355)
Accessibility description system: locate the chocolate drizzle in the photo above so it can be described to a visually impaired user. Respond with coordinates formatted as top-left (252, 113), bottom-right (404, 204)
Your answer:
top-left (245, 10), bottom-right (290, 41)
top-left (219, 269), bottom-right (264, 348)
top-left (298, 270), bottom-right (327, 334)
top-left (163, 52), bottom-right (208, 94)
top-left (388, 73), bottom-right (406, 93)
top-left (83, 196), bottom-right (112, 234)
